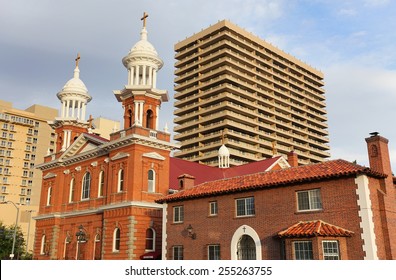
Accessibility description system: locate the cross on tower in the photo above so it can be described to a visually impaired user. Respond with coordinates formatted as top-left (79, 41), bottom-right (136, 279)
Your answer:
top-left (75, 53), bottom-right (81, 67)
top-left (87, 114), bottom-right (94, 129)
top-left (141, 12), bottom-right (148, 28)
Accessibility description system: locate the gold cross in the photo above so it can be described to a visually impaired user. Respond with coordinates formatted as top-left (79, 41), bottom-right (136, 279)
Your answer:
top-left (141, 12), bottom-right (148, 28)
top-left (75, 53), bottom-right (81, 67)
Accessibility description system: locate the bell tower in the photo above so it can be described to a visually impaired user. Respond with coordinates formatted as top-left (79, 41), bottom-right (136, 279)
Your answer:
top-left (114, 12), bottom-right (168, 131)
top-left (49, 54), bottom-right (92, 153)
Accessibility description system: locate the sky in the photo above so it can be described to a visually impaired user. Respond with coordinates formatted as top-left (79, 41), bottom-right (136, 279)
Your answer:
top-left (1, 0), bottom-right (396, 170)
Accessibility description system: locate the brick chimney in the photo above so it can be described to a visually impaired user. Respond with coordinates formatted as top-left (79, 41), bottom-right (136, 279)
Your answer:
top-left (365, 133), bottom-right (392, 178)
top-left (365, 133), bottom-right (396, 259)
top-left (177, 174), bottom-right (196, 190)
top-left (287, 151), bottom-right (299, 167)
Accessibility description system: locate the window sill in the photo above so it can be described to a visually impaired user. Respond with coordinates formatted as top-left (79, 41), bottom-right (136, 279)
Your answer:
top-left (295, 209), bottom-right (323, 215)
top-left (234, 215), bottom-right (255, 219)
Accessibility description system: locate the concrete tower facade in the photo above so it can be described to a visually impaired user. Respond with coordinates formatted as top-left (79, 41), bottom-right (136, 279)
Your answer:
top-left (173, 20), bottom-right (330, 166)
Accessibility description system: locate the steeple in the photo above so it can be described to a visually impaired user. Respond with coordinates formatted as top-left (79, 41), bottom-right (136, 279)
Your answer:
top-left (50, 54), bottom-right (92, 153)
top-left (57, 53), bottom-right (92, 121)
top-left (114, 12), bottom-right (168, 131)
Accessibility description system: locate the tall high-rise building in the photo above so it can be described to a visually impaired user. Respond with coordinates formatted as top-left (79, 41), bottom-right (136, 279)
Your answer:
top-left (0, 100), bottom-right (57, 255)
top-left (173, 20), bottom-right (330, 166)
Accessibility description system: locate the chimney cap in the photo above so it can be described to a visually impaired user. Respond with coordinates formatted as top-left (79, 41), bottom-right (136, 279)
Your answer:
top-left (369, 132), bottom-right (379, 137)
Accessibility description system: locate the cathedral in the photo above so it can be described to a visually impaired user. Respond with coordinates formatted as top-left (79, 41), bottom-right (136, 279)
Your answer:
top-left (33, 13), bottom-right (177, 260)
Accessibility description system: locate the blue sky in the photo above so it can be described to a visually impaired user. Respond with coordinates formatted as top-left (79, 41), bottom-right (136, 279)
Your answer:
top-left (1, 0), bottom-right (396, 169)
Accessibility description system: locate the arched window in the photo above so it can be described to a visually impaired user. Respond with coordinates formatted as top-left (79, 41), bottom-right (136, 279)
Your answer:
top-left (117, 169), bottom-right (124, 192)
top-left (113, 228), bottom-right (120, 252)
top-left (69, 178), bottom-right (75, 203)
top-left (148, 169), bottom-right (155, 193)
top-left (63, 236), bottom-right (71, 259)
top-left (98, 171), bottom-right (104, 197)
top-left (93, 234), bottom-right (101, 260)
top-left (46, 187), bottom-right (52, 206)
top-left (237, 235), bottom-right (256, 260)
top-left (40, 235), bottom-right (46, 255)
top-left (81, 172), bottom-right (91, 200)
top-left (145, 228), bottom-right (155, 251)
top-left (128, 109), bottom-right (133, 127)
top-left (146, 110), bottom-right (154, 129)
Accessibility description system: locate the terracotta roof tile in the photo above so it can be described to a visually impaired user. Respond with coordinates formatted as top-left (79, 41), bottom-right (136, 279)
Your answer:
top-left (157, 159), bottom-right (386, 203)
top-left (277, 220), bottom-right (354, 237)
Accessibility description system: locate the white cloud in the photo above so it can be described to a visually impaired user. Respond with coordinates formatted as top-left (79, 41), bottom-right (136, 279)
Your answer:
top-left (338, 8), bottom-right (358, 16)
top-left (364, 0), bottom-right (390, 7)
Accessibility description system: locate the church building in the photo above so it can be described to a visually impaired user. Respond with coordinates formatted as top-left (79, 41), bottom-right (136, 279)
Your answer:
top-left (33, 13), bottom-right (177, 260)
top-left (157, 134), bottom-right (396, 260)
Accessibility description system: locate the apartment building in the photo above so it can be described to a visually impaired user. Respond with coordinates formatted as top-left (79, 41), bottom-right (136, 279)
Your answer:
top-left (0, 100), bottom-right (57, 255)
top-left (173, 20), bottom-right (330, 166)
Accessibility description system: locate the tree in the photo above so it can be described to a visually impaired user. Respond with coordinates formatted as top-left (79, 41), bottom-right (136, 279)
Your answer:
top-left (0, 220), bottom-right (29, 260)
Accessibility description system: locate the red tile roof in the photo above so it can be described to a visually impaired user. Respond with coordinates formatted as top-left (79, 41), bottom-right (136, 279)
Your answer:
top-left (277, 220), bottom-right (354, 237)
top-left (157, 159), bottom-right (386, 203)
top-left (169, 156), bottom-right (283, 190)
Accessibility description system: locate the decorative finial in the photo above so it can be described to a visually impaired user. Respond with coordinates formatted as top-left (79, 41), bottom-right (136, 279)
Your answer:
top-left (141, 12), bottom-right (149, 28)
top-left (75, 53), bottom-right (81, 67)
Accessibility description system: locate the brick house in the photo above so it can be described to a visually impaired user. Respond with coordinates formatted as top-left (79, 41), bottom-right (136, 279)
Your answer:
top-left (33, 19), bottom-right (177, 260)
top-left (157, 134), bottom-right (396, 260)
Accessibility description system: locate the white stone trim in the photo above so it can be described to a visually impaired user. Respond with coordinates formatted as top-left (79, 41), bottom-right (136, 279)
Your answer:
top-left (162, 203), bottom-right (168, 260)
top-left (230, 225), bottom-right (262, 260)
top-left (355, 175), bottom-right (378, 259)
top-left (43, 173), bottom-right (57, 179)
top-left (111, 152), bottom-right (130, 161)
top-left (143, 152), bottom-right (165, 161)
top-left (34, 201), bottom-right (164, 220)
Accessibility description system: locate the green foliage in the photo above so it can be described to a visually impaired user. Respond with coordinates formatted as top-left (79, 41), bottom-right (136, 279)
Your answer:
top-left (0, 220), bottom-right (27, 260)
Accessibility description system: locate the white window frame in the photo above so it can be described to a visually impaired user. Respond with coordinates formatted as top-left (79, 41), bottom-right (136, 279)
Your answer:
top-left (148, 169), bottom-right (155, 193)
top-left (173, 245), bottom-right (183, 260)
top-left (81, 172), bottom-right (91, 200)
top-left (46, 186), bottom-right (52, 206)
top-left (117, 169), bottom-right (124, 192)
top-left (69, 178), bottom-right (75, 203)
top-left (235, 197), bottom-right (255, 217)
top-left (293, 240), bottom-right (313, 260)
top-left (145, 228), bottom-right (156, 252)
top-left (208, 244), bottom-right (220, 260)
top-left (173, 205), bottom-right (184, 223)
top-left (322, 240), bottom-right (340, 260)
top-left (296, 189), bottom-right (322, 212)
top-left (98, 171), bottom-right (104, 197)
top-left (209, 201), bottom-right (218, 216)
top-left (40, 235), bottom-right (46, 255)
top-left (113, 228), bottom-right (120, 252)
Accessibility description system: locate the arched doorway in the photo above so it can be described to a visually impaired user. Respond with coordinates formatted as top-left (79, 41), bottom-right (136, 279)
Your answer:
top-left (237, 235), bottom-right (256, 260)
top-left (230, 225), bottom-right (262, 260)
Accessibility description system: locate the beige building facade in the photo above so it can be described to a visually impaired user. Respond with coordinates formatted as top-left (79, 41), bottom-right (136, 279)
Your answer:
top-left (173, 20), bottom-right (330, 166)
top-left (0, 100), bottom-right (57, 255)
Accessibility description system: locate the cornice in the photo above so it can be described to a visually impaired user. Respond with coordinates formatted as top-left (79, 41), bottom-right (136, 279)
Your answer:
top-left (33, 201), bottom-right (163, 220)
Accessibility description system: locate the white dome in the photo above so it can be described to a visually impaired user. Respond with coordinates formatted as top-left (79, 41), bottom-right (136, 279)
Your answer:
top-left (122, 27), bottom-right (163, 69)
top-left (57, 67), bottom-right (91, 101)
top-left (130, 32), bottom-right (158, 56)
top-left (219, 144), bottom-right (230, 156)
